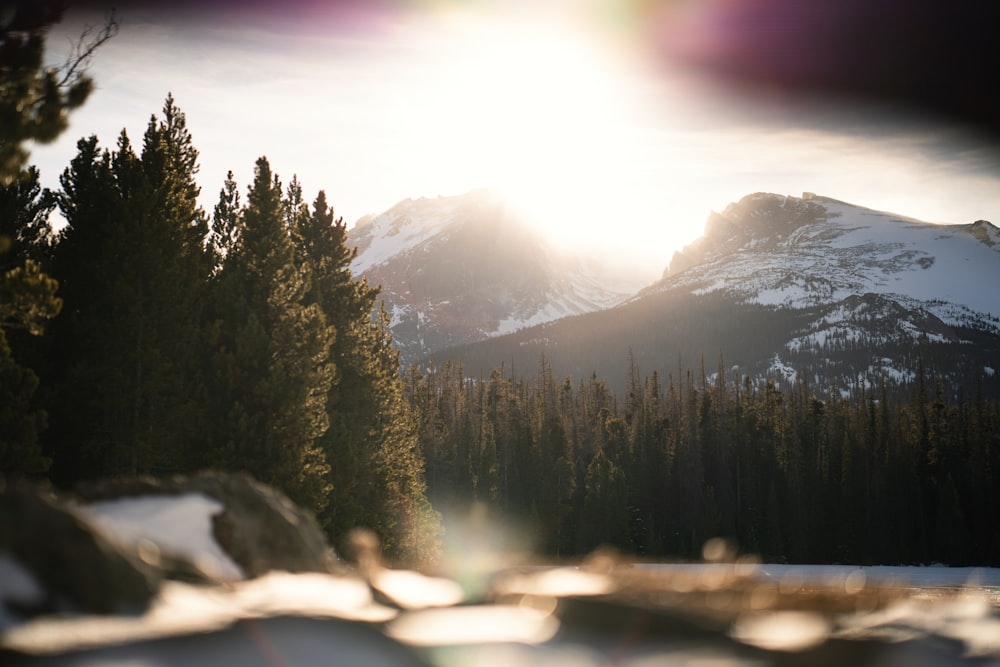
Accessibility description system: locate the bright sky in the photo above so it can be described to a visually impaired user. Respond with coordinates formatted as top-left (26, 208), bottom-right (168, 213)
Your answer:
top-left (31, 0), bottom-right (1000, 280)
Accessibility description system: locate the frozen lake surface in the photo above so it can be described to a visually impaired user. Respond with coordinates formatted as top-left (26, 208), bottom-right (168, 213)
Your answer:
top-left (638, 562), bottom-right (1000, 589)
top-left (759, 563), bottom-right (1000, 588)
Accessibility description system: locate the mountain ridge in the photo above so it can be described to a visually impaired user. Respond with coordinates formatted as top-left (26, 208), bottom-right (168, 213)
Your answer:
top-left (648, 192), bottom-right (1000, 326)
top-left (347, 189), bottom-right (646, 364)
top-left (423, 192), bottom-right (1000, 397)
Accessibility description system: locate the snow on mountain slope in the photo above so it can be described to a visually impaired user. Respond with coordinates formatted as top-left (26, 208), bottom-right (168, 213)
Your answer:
top-left (657, 193), bottom-right (1000, 329)
top-left (435, 192), bottom-right (1000, 398)
top-left (494, 262), bottom-right (629, 336)
top-left (632, 192), bottom-right (1000, 393)
top-left (350, 193), bottom-right (473, 276)
top-left (348, 190), bottom-right (645, 363)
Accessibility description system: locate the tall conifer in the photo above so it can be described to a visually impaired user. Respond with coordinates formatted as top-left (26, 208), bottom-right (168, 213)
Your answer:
top-left (0, 170), bottom-right (58, 479)
top-left (47, 97), bottom-right (212, 479)
top-left (206, 157), bottom-right (333, 515)
top-left (290, 190), bottom-right (441, 563)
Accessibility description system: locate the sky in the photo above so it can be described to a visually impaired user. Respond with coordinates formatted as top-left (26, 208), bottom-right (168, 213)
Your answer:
top-left (30, 0), bottom-right (1000, 279)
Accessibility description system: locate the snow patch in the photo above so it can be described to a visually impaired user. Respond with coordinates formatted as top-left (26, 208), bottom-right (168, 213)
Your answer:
top-left (350, 196), bottom-right (470, 274)
top-left (75, 494), bottom-right (243, 581)
top-left (768, 355), bottom-right (797, 384)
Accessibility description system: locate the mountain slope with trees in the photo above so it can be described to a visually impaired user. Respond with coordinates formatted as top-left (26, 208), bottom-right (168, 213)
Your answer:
top-left (406, 192), bottom-right (1000, 564)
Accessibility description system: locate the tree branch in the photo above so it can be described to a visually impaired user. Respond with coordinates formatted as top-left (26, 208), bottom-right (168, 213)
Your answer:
top-left (55, 8), bottom-right (118, 90)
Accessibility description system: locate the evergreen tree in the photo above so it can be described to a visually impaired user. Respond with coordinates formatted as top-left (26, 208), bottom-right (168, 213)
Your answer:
top-left (289, 189), bottom-right (441, 564)
top-left (0, 166), bottom-right (55, 266)
top-left (208, 170), bottom-right (240, 272)
top-left (0, 171), bottom-right (59, 479)
top-left (0, 250), bottom-right (59, 335)
top-left (0, 167), bottom-right (58, 388)
top-left (45, 134), bottom-right (120, 480)
top-left (47, 96), bottom-right (212, 480)
top-left (206, 156), bottom-right (333, 516)
top-left (0, 326), bottom-right (50, 479)
top-left (579, 446), bottom-right (628, 551)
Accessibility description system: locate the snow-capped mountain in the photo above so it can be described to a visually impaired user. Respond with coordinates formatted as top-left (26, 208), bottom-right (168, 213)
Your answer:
top-left (348, 189), bottom-right (645, 364)
top-left (649, 193), bottom-right (1000, 384)
top-left (427, 193), bottom-right (1000, 397)
top-left (656, 192), bottom-right (1000, 329)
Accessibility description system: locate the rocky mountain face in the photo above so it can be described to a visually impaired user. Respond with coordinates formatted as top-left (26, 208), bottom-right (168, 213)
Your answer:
top-left (348, 190), bottom-right (644, 365)
top-left (427, 193), bottom-right (1000, 397)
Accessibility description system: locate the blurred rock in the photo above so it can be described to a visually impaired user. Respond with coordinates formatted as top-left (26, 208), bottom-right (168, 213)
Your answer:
top-left (0, 489), bottom-right (159, 619)
top-left (73, 471), bottom-right (339, 578)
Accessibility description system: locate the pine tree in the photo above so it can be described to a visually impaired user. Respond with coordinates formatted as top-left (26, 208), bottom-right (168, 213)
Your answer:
top-left (47, 96), bottom-right (213, 480)
top-left (125, 96), bottom-right (212, 472)
top-left (0, 185), bottom-right (59, 480)
top-left (206, 156), bottom-right (333, 516)
top-left (0, 251), bottom-right (59, 335)
top-left (208, 170), bottom-right (240, 272)
top-left (580, 446), bottom-right (628, 552)
top-left (45, 135), bottom-right (120, 480)
top-left (0, 325), bottom-right (52, 480)
top-left (289, 190), bottom-right (441, 564)
top-left (0, 142), bottom-right (60, 486)
top-left (0, 166), bottom-right (55, 266)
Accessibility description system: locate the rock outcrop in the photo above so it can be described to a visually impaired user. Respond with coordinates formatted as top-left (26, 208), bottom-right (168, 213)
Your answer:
top-left (1, 471), bottom-right (340, 627)
top-left (0, 488), bottom-right (159, 619)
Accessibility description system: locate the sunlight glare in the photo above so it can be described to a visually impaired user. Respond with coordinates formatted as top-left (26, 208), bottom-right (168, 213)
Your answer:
top-left (406, 12), bottom-right (681, 270)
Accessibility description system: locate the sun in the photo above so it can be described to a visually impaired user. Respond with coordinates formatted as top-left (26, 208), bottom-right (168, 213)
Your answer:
top-left (398, 12), bottom-right (674, 271)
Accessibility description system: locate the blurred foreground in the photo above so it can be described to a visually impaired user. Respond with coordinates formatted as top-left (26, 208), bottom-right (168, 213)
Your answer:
top-left (2, 474), bottom-right (999, 666)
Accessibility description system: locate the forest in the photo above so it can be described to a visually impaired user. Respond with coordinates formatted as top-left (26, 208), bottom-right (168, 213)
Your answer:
top-left (1, 95), bottom-right (440, 563)
top-left (406, 356), bottom-right (1000, 566)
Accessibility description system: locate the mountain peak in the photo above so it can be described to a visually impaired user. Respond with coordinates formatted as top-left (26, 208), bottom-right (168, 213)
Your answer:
top-left (350, 190), bottom-right (513, 276)
top-left (969, 219), bottom-right (1000, 246)
top-left (347, 189), bottom-right (641, 364)
top-left (666, 192), bottom-right (830, 278)
top-left (656, 192), bottom-right (1000, 327)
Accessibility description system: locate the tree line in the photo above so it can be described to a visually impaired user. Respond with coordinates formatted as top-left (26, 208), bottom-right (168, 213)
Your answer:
top-left (0, 96), bottom-right (441, 564)
top-left (406, 355), bottom-right (1000, 565)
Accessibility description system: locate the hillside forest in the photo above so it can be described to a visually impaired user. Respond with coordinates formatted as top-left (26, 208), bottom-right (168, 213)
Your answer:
top-left (2, 32), bottom-right (998, 565)
top-left (408, 357), bottom-right (1000, 566)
